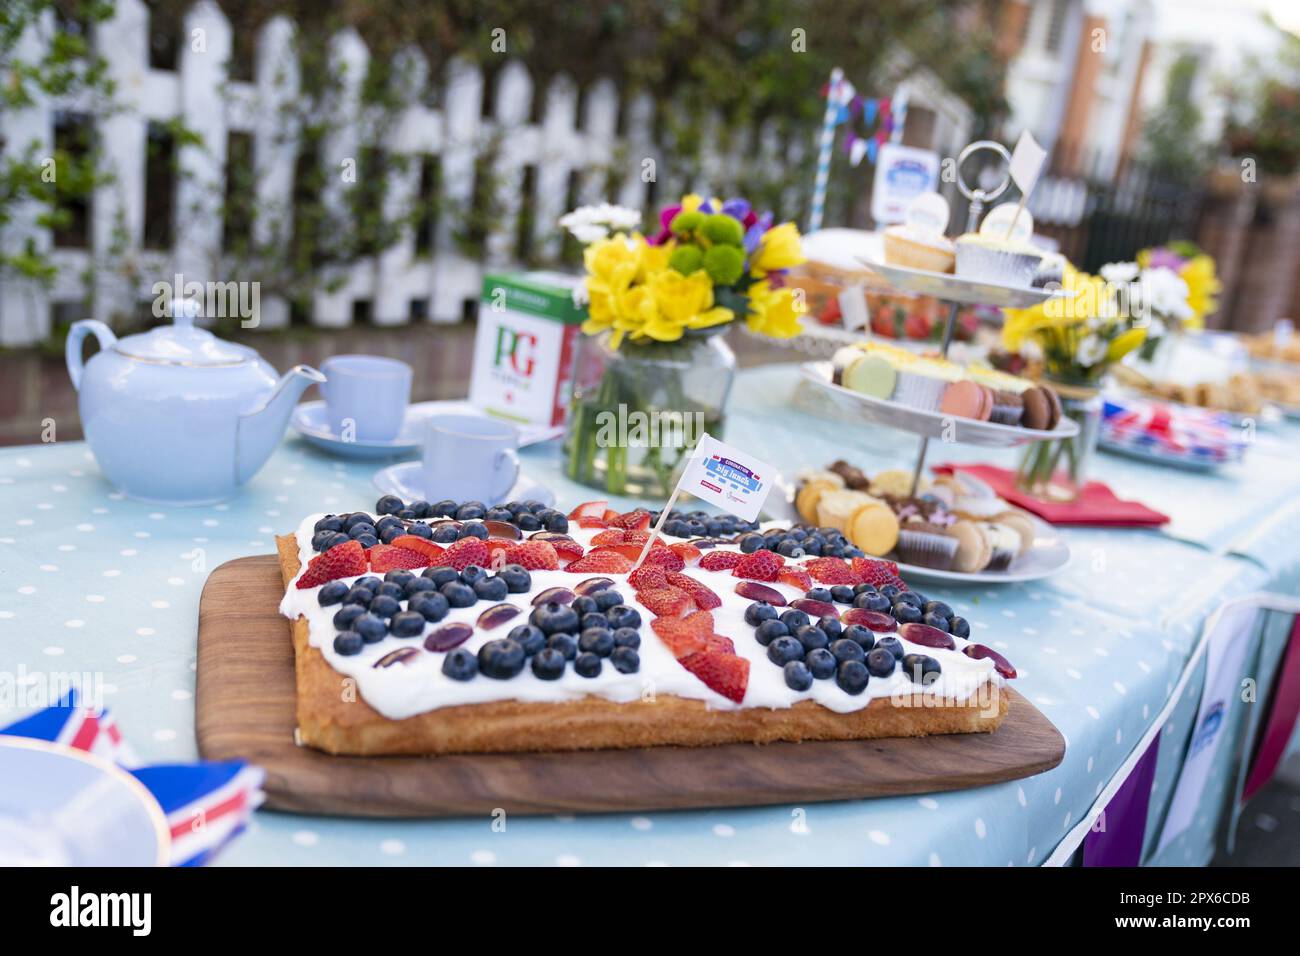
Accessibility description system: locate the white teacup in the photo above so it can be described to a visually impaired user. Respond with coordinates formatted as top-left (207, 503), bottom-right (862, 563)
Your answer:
top-left (320, 355), bottom-right (412, 442)
top-left (423, 414), bottom-right (520, 503)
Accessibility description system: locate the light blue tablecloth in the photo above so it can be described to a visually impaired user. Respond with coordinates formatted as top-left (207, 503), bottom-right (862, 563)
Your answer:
top-left (1, 363), bottom-right (1297, 866)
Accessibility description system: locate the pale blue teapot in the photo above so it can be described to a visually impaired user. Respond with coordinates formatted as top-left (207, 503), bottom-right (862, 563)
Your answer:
top-left (66, 300), bottom-right (325, 504)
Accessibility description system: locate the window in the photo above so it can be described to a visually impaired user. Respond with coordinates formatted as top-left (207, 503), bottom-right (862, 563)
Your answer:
top-left (52, 112), bottom-right (93, 249)
top-left (1045, 0), bottom-right (1071, 54)
top-left (143, 122), bottom-right (176, 250)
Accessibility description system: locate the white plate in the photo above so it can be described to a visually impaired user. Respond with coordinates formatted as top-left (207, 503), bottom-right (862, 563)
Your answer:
top-left (373, 461), bottom-right (556, 509)
top-left (293, 400), bottom-right (564, 460)
top-left (1097, 436), bottom-right (1232, 473)
top-left (0, 736), bottom-right (169, 866)
top-left (856, 257), bottom-right (1075, 308)
top-left (800, 362), bottom-right (1080, 447)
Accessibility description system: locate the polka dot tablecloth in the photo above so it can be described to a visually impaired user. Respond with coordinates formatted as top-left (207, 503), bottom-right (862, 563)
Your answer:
top-left (2, 363), bottom-right (1298, 867)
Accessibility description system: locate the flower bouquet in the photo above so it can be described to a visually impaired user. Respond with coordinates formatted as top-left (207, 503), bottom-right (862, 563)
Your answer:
top-left (562, 194), bottom-right (805, 496)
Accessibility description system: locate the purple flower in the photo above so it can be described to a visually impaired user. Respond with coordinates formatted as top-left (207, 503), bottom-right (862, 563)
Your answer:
top-left (1146, 248), bottom-right (1188, 271)
top-left (722, 198), bottom-right (751, 222)
top-left (743, 212), bottom-right (774, 256)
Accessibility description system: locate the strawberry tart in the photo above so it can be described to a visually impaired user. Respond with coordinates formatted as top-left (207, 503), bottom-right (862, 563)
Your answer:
top-left (277, 496), bottom-right (1012, 756)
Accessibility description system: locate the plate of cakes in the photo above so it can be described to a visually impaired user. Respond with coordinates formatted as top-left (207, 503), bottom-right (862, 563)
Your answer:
top-left (781, 462), bottom-right (1070, 585)
top-left (801, 342), bottom-right (1079, 447)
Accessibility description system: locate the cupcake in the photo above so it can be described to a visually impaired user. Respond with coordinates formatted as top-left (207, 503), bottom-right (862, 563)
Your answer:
top-left (895, 520), bottom-right (959, 570)
top-left (987, 389), bottom-right (1025, 425)
top-left (954, 233), bottom-right (1043, 286)
top-left (1032, 251), bottom-right (1066, 288)
top-left (883, 224), bottom-right (955, 273)
top-left (893, 358), bottom-right (961, 412)
top-left (981, 523), bottom-right (1022, 571)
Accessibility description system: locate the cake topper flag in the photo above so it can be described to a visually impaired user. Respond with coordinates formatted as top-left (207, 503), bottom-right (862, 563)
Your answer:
top-left (1003, 130), bottom-right (1048, 240)
top-left (633, 434), bottom-right (775, 567)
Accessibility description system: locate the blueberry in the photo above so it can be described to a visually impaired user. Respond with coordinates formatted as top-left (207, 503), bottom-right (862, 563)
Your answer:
top-left (830, 638), bottom-right (867, 664)
top-left (574, 652), bottom-right (602, 678)
top-left (507, 624), bottom-right (547, 656)
top-left (474, 576), bottom-right (509, 602)
top-left (375, 495), bottom-right (404, 516)
top-left (949, 616), bottom-right (971, 639)
top-left (498, 564), bottom-right (532, 593)
top-left (390, 610), bottom-right (425, 638)
top-left (830, 585), bottom-right (856, 604)
top-left (318, 580), bottom-right (349, 606)
top-left (806, 647), bottom-right (838, 679)
top-left (396, 509), bottom-right (418, 520)
top-left (440, 581), bottom-right (477, 608)
top-left (354, 613), bottom-right (388, 644)
top-left (455, 502), bottom-right (486, 521)
top-left (333, 604), bottom-right (366, 629)
top-left (379, 525), bottom-right (404, 544)
top-left (522, 499), bottom-right (547, 514)
top-left (311, 530), bottom-right (336, 551)
top-left (343, 585), bottom-right (374, 607)
top-left (347, 522), bottom-right (377, 541)
top-left (431, 524), bottom-right (460, 544)
top-left (344, 512), bottom-right (376, 531)
top-left (836, 660), bottom-right (870, 695)
top-left (579, 627), bottom-right (614, 657)
top-left (902, 654), bottom-right (941, 685)
top-left (485, 506), bottom-right (514, 522)
top-left (542, 511), bottom-right (569, 533)
top-left (892, 602), bottom-right (923, 624)
top-left (571, 595), bottom-right (598, 616)
top-left (315, 514), bottom-right (345, 533)
top-left (866, 647), bottom-right (897, 677)
top-left (604, 605), bottom-right (641, 631)
top-left (784, 660), bottom-right (814, 691)
top-left (818, 615), bottom-right (842, 640)
top-left (767, 635), bottom-right (804, 665)
top-left (459, 565), bottom-right (487, 585)
top-left (895, 590), bottom-right (924, 607)
top-left (754, 619), bottom-right (789, 646)
top-left (922, 612), bottom-right (951, 632)
top-left (422, 565), bottom-right (459, 586)
top-left (738, 533), bottom-right (764, 554)
top-left (383, 569), bottom-right (412, 584)
top-left (334, 631), bottom-right (364, 655)
top-left (368, 594), bottom-right (401, 620)
top-left (745, 602), bottom-right (778, 626)
top-left (841, 624), bottom-right (875, 650)
top-left (354, 533), bottom-right (379, 548)
top-left (432, 499), bottom-right (458, 518)
top-left (805, 587), bottom-right (834, 603)
top-left (611, 647), bottom-right (640, 674)
top-left (779, 608), bottom-right (810, 631)
top-left (795, 625), bottom-right (829, 652)
top-left (442, 647), bottom-right (478, 681)
top-left (404, 522), bottom-right (433, 540)
top-left (880, 585), bottom-right (901, 599)
top-left (776, 539), bottom-right (806, 558)
top-left (458, 521), bottom-right (489, 540)
top-left (515, 512), bottom-right (542, 532)
top-left (322, 531), bottom-right (351, 551)
top-left (612, 627), bottom-right (640, 649)
top-left (355, 575), bottom-right (381, 591)
top-left (854, 591), bottom-right (891, 612)
top-left (526, 647), bottom-right (565, 680)
top-left (547, 633), bottom-right (578, 660)
top-left (478, 638), bottom-right (526, 679)
top-left (593, 589), bottom-right (624, 612)
top-left (801, 538), bottom-right (823, 556)
top-left (409, 591), bottom-right (449, 623)
top-left (530, 601), bottom-right (580, 635)
top-left (376, 581), bottom-right (405, 600)
top-left (580, 612), bottom-right (610, 632)
top-left (403, 577), bottom-right (436, 600)
top-left (923, 600), bottom-right (953, 619)
top-left (876, 635), bottom-right (904, 660)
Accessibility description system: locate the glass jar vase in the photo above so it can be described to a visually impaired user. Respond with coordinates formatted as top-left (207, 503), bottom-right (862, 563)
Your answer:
top-left (563, 329), bottom-right (736, 498)
top-left (1015, 380), bottom-right (1102, 503)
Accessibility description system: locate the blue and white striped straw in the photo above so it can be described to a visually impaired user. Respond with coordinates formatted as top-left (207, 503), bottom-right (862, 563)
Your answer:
top-left (808, 67), bottom-right (844, 234)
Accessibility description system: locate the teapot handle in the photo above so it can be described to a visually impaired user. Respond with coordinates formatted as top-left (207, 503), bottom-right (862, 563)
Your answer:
top-left (66, 320), bottom-right (117, 391)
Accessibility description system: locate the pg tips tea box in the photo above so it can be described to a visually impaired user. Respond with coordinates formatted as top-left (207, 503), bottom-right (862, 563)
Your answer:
top-left (470, 272), bottom-right (585, 428)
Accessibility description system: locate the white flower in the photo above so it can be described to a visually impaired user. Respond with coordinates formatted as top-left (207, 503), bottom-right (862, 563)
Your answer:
top-left (1077, 334), bottom-right (1107, 368)
top-left (1139, 267), bottom-right (1193, 323)
top-left (1101, 261), bottom-right (1139, 283)
top-left (558, 203), bottom-right (643, 243)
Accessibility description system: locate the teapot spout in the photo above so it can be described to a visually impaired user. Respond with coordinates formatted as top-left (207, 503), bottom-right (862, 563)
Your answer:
top-left (236, 365), bottom-right (326, 485)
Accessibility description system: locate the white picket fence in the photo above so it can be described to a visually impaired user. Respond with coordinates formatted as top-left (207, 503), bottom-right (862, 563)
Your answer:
top-left (0, 0), bottom-right (973, 347)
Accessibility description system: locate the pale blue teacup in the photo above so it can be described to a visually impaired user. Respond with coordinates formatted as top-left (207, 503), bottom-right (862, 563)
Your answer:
top-left (423, 414), bottom-right (520, 503)
top-left (320, 355), bottom-right (412, 442)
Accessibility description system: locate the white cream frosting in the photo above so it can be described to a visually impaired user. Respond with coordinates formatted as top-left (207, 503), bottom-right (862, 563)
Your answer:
top-left (280, 514), bottom-right (1002, 721)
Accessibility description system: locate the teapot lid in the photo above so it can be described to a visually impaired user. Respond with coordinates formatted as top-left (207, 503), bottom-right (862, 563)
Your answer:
top-left (112, 298), bottom-right (254, 367)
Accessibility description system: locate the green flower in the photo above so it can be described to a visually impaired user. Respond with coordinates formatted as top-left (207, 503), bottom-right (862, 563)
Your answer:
top-left (701, 213), bottom-right (744, 247)
top-left (703, 244), bottom-right (744, 285)
top-left (668, 244), bottom-right (704, 275)
top-left (669, 210), bottom-right (705, 236)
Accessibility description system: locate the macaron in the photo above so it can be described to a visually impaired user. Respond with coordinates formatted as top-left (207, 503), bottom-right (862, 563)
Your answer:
top-left (1020, 386), bottom-right (1052, 430)
top-left (1042, 385), bottom-right (1063, 429)
top-left (947, 520), bottom-right (992, 573)
top-left (939, 380), bottom-right (989, 420)
top-left (847, 502), bottom-right (901, 557)
top-left (843, 354), bottom-right (898, 400)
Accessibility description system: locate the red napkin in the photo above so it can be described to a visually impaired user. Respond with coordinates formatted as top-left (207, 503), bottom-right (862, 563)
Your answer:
top-left (932, 463), bottom-right (1170, 527)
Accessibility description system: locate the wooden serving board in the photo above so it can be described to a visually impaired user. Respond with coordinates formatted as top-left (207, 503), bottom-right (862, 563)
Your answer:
top-left (196, 555), bottom-right (1065, 817)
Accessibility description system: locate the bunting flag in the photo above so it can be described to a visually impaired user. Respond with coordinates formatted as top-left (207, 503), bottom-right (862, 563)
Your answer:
top-left (0, 688), bottom-right (264, 866)
top-left (1241, 615), bottom-right (1300, 801)
top-left (811, 71), bottom-right (900, 230)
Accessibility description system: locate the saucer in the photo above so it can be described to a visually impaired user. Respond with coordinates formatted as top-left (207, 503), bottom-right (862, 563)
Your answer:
top-left (293, 400), bottom-right (564, 460)
top-left (373, 461), bottom-right (556, 508)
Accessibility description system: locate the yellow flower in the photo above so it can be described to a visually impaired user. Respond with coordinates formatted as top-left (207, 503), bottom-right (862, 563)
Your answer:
top-left (648, 269), bottom-right (715, 325)
top-left (635, 235), bottom-right (672, 284)
top-left (581, 233), bottom-right (641, 337)
top-left (745, 280), bottom-right (802, 338)
top-left (1002, 264), bottom-right (1109, 351)
top-left (1106, 326), bottom-right (1147, 363)
top-left (1180, 254), bottom-right (1220, 328)
top-left (750, 222), bottom-right (805, 276)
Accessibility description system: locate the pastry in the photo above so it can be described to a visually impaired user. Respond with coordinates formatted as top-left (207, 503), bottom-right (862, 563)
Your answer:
top-left (828, 460), bottom-right (870, 490)
top-left (815, 488), bottom-right (879, 533)
top-left (846, 501), bottom-right (901, 557)
top-left (1031, 251), bottom-right (1066, 288)
top-left (842, 353), bottom-right (899, 399)
top-left (893, 358), bottom-right (961, 412)
top-left (947, 520), bottom-right (992, 573)
top-left (894, 520), bottom-right (959, 570)
top-left (994, 510), bottom-right (1037, 556)
top-left (981, 523), bottom-right (1022, 571)
top-left (796, 477), bottom-right (842, 525)
top-left (1020, 385), bottom-right (1054, 430)
top-left (954, 233), bottom-right (1043, 286)
top-left (987, 389), bottom-right (1025, 426)
top-left (939, 380), bottom-right (992, 421)
top-left (869, 469), bottom-right (925, 499)
top-left (883, 224), bottom-right (955, 273)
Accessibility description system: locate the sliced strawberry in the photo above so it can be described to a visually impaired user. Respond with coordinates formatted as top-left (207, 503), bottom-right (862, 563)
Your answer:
top-left (390, 535), bottom-right (447, 564)
top-left (443, 537), bottom-right (490, 571)
top-left (568, 500), bottom-right (609, 520)
top-left (668, 541), bottom-right (701, 565)
top-left (777, 566), bottom-right (814, 591)
top-left (590, 529), bottom-right (628, 547)
top-left (732, 549), bottom-right (784, 582)
top-left (641, 547), bottom-right (685, 572)
top-left (666, 572), bottom-right (721, 611)
top-left (698, 550), bottom-right (745, 572)
top-left (601, 508), bottom-right (622, 525)
top-left (504, 540), bottom-right (560, 571)
top-left (704, 634), bottom-right (736, 655)
top-left (637, 586), bottom-right (694, 618)
top-left (622, 529), bottom-right (651, 545)
top-left (650, 616), bottom-right (710, 657)
top-left (532, 532), bottom-right (584, 563)
top-left (564, 548), bottom-right (633, 574)
top-left (296, 539), bottom-right (368, 588)
top-left (679, 651), bottom-right (749, 704)
top-left (628, 564), bottom-right (670, 592)
top-left (483, 538), bottom-right (515, 567)
top-left (805, 556), bottom-right (858, 585)
top-left (369, 545), bottom-right (430, 573)
top-left (577, 516), bottom-right (608, 530)
top-left (617, 510), bottom-right (652, 531)
top-left (851, 556), bottom-right (908, 591)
